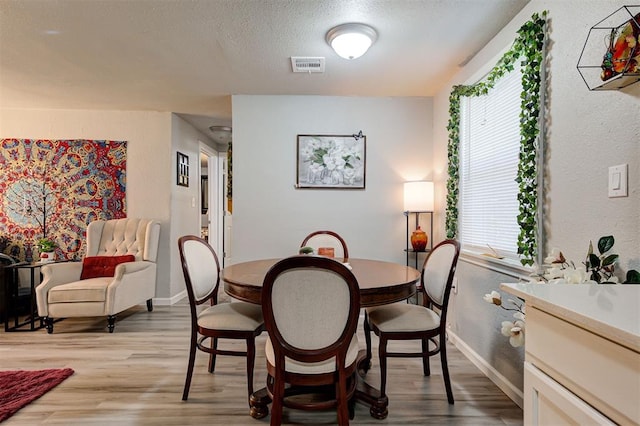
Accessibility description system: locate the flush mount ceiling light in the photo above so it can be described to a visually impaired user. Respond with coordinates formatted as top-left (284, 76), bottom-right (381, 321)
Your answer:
top-left (208, 125), bottom-right (232, 144)
top-left (325, 23), bottom-right (377, 60)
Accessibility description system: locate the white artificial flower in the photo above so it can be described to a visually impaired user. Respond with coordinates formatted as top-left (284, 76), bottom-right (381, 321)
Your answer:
top-left (502, 320), bottom-right (525, 347)
top-left (544, 248), bottom-right (565, 264)
top-left (513, 311), bottom-right (525, 321)
top-left (509, 321), bottom-right (525, 347)
top-left (483, 290), bottom-right (502, 305)
top-left (563, 268), bottom-right (589, 284)
top-left (544, 266), bottom-right (565, 280)
top-left (501, 321), bottom-right (514, 337)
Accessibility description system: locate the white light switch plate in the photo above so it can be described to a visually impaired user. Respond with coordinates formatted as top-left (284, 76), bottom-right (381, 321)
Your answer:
top-left (608, 164), bottom-right (628, 197)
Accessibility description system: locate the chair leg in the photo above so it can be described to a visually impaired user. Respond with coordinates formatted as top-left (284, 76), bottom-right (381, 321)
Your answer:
top-left (347, 382), bottom-right (358, 420)
top-left (208, 337), bottom-right (218, 373)
top-left (44, 316), bottom-right (54, 334)
top-left (348, 395), bottom-right (356, 420)
top-left (378, 335), bottom-right (388, 398)
top-left (270, 373), bottom-right (285, 426)
top-left (107, 315), bottom-right (116, 333)
top-left (245, 337), bottom-right (256, 404)
top-left (440, 335), bottom-right (454, 404)
top-left (336, 371), bottom-right (350, 426)
top-left (146, 298), bottom-right (153, 312)
top-left (363, 312), bottom-right (372, 372)
top-left (182, 330), bottom-right (198, 401)
top-left (422, 338), bottom-right (431, 376)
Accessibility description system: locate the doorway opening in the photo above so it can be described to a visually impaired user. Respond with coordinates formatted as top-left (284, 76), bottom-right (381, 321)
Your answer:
top-left (199, 144), bottom-right (223, 262)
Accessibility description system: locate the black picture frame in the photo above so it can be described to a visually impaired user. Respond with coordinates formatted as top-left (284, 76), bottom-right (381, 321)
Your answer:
top-left (177, 152), bottom-right (189, 187)
top-left (201, 176), bottom-right (208, 214)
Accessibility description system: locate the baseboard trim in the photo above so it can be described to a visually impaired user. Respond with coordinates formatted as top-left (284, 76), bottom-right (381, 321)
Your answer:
top-left (448, 330), bottom-right (523, 408)
top-left (153, 290), bottom-right (186, 306)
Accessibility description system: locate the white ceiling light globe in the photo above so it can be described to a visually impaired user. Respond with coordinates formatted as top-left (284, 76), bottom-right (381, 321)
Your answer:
top-left (331, 33), bottom-right (373, 59)
top-left (326, 23), bottom-right (377, 60)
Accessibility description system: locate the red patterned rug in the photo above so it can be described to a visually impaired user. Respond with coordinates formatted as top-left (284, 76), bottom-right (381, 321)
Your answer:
top-left (0, 368), bottom-right (74, 422)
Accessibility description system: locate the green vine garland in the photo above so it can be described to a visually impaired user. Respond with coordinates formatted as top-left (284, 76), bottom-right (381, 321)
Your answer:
top-left (446, 11), bottom-right (546, 266)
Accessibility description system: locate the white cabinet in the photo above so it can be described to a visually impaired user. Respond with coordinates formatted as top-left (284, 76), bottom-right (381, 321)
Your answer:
top-left (501, 284), bottom-right (640, 426)
top-left (524, 362), bottom-right (614, 425)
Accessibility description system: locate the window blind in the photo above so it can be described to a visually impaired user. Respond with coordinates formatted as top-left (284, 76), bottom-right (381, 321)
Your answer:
top-left (459, 63), bottom-right (522, 256)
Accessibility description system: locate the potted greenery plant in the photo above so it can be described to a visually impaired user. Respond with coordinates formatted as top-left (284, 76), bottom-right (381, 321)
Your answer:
top-left (36, 238), bottom-right (57, 263)
top-left (299, 246), bottom-right (314, 255)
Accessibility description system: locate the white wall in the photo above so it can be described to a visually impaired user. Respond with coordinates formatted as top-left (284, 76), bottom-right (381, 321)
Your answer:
top-left (433, 0), bottom-right (640, 402)
top-left (231, 95), bottom-right (433, 264)
top-left (0, 108), bottom-right (218, 302)
top-left (169, 114), bottom-right (221, 300)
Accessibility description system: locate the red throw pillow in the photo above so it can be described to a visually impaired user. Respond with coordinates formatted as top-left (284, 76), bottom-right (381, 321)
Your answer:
top-left (80, 255), bottom-right (136, 280)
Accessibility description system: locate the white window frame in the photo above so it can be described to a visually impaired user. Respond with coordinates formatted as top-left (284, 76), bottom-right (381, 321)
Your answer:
top-left (458, 62), bottom-right (523, 264)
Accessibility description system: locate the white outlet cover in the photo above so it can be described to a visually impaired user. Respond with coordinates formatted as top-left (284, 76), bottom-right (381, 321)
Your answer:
top-left (608, 164), bottom-right (628, 198)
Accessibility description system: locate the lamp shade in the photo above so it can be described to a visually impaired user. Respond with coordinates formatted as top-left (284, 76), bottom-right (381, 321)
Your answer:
top-left (326, 23), bottom-right (377, 60)
top-left (404, 181), bottom-right (434, 212)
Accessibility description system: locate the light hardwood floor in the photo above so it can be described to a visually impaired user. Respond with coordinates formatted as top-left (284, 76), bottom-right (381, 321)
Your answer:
top-left (1, 300), bottom-right (522, 425)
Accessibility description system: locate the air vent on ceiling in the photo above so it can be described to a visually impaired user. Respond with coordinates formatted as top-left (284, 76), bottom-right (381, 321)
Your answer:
top-left (291, 57), bottom-right (325, 73)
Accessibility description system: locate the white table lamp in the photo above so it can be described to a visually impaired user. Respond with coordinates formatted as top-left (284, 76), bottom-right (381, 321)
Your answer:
top-left (404, 181), bottom-right (434, 212)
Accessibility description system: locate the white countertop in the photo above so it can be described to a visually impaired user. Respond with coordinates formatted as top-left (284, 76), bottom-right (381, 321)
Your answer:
top-left (500, 283), bottom-right (640, 353)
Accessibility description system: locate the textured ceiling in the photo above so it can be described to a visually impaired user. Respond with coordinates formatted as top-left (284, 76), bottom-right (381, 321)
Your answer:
top-left (0, 0), bottom-right (530, 133)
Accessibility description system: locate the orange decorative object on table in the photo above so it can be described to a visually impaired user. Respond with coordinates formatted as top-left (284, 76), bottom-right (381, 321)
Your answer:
top-left (411, 226), bottom-right (428, 251)
top-left (317, 247), bottom-right (335, 258)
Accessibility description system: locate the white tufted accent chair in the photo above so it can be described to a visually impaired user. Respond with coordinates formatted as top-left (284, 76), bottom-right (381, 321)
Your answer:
top-left (36, 218), bottom-right (161, 333)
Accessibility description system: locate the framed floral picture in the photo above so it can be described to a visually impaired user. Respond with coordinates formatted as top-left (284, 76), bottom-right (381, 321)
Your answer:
top-left (296, 134), bottom-right (366, 189)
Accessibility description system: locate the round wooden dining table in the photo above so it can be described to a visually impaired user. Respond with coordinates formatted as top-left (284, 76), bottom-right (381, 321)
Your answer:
top-left (223, 257), bottom-right (419, 307)
top-left (222, 257), bottom-right (421, 420)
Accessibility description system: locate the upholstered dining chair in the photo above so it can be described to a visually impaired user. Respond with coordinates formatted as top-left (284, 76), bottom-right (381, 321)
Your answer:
top-left (178, 235), bottom-right (265, 404)
top-left (262, 255), bottom-right (361, 426)
top-left (364, 239), bottom-right (460, 404)
top-left (36, 218), bottom-right (160, 333)
top-left (300, 230), bottom-right (349, 260)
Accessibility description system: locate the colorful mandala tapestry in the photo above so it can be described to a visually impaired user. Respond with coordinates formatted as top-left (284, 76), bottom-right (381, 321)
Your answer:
top-left (0, 139), bottom-right (126, 261)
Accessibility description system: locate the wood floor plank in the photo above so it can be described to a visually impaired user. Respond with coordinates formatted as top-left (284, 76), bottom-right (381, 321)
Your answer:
top-left (1, 300), bottom-right (522, 425)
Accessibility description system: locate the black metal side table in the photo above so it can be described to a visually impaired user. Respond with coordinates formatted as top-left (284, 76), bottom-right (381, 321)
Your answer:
top-left (4, 262), bottom-right (47, 332)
